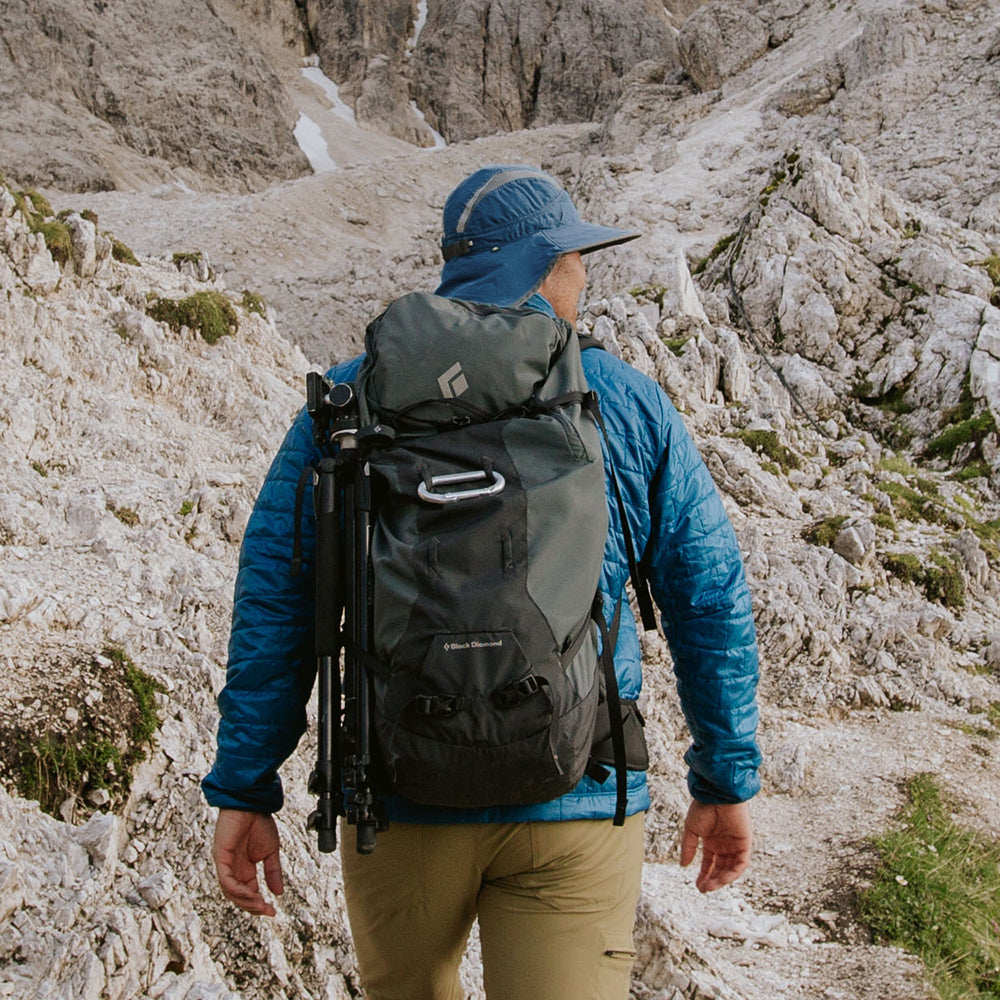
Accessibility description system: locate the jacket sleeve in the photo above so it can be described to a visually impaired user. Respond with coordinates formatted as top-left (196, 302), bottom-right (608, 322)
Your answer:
top-left (640, 387), bottom-right (761, 804)
top-left (202, 406), bottom-right (320, 812)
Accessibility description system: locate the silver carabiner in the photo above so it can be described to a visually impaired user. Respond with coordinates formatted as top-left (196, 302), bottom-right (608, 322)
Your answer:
top-left (417, 469), bottom-right (506, 504)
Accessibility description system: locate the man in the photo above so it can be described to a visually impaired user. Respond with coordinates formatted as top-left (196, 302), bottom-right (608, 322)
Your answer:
top-left (204, 165), bottom-right (761, 1000)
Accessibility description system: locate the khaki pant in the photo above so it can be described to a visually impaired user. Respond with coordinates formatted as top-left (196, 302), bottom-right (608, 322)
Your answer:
top-left (341, 813), bottom-right (645, 1000)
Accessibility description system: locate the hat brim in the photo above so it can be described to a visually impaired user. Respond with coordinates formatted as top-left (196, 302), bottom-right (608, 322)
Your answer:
top-left (436, 224), bottom-right (642, 309)
top-left (541, 223), bottom-right (642, 256)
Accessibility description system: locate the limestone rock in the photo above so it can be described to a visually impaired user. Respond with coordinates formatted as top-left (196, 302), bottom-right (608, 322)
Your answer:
top-left (410, 0), bottom-right (677, 142)
top-left (0, 0), bottom-right (309, 192)
top-left (677, 0), bottom-right (770, 91)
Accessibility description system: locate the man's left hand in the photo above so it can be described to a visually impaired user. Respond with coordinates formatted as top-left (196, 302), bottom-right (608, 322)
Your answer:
top-left (679, 799), bottom-right (753, 893)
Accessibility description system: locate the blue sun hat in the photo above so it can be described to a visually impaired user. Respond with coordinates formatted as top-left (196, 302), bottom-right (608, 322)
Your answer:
top-left (435, 165), bottom-right (640, 308)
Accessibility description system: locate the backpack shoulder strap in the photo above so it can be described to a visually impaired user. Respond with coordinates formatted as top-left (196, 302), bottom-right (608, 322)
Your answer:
top-left (577, 333), bottom-right (605, 352)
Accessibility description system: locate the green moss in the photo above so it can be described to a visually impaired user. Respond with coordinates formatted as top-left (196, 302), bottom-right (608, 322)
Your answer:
top-left (924, 411), bottom-right (998, 463)
top-left (860, 774), bottom-right (1000, 1000)
top-left (662, 335), bottom-right (690, 356)
top-left (881, 550), bottom-right (965, 608)
top-left (25, 190), bottom-right (53, 218)
top-left (761, 461), bottom-right (781, 476)
top-left (30, 460), bottom-right (48, 477)
top-left (147, 291), bottom-right (238, 344)
top-left (880, 480), bottom-right (950, 527)
top-left (923, 551), bottom-right (965, 609)
top-left (915, 477), bottom-right (941, 499)
top-left (107, 502), bottom-right (139, 527)
top-left (11, 190), bottom-right (74, 266)
top-left (240, 289), bottom-right (267, 317)
top-left (729, 429), bottom-right (802, 472)
top-left (803, 514), bottom-right (848, 548)
top-left (902, 218), bottom-right (922, 238)
top-left (854, 378), bottom-right (914, 415)
top-left (882, 551), bottom-right (922, 584)
top-left (108, 646), bottom-right (163, 746)
top-left (952, 461), bottom-right (992, 483)
top-left (36, 220), bottom-right (72, 265)
top-left (14, 646), bottom-right (163, 817)
top-left (692, 231), bottom-right (739, 276)
top-left (874, 512), bottom-right (896, 531)
top-left (110, 237), bottom-right (140, 266)
top-left (178, 500), bottom-right (195, 516)
top-left (172, 250), bottom-right (203, 269)
top-left (628, 284), bottom-right (666, 306)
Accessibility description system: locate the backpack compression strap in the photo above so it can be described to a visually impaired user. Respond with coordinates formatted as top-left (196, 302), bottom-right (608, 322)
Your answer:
top-left (590, 594), bottom-right (629, 825)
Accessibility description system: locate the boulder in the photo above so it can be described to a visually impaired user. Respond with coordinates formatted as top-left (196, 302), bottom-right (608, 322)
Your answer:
top-left (677, 0), bottom-right (770, 91)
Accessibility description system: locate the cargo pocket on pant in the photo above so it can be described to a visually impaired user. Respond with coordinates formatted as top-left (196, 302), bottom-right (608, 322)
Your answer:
top-left (601, 932), bottom-right (637, 964)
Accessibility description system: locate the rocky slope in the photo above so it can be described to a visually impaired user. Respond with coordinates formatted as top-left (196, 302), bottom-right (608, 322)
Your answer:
top-left (0, 0), bottom-right (311, 193)
top-left (3, 0), bottom-right (1000, 998)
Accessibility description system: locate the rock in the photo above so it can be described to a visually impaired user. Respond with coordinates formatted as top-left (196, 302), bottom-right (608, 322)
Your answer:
top-left (714, 326), bottom-right (754, 404)
top-left (410, 0), bottom-right (677, 141)
top-left (136, 872), bottom-right (175, 910)
top-left (66, 213), bottom-right (99, 278)
top-left (355, 55), bottom-right (437, 146)
top-left (867, 339), bottom-right (918, 397)
top-left (677, 0), bottom-right (770, 91)
top-left (0, 0), bottom-right (309, 192)
top-left (86, 787), bottom-right (112, 808)
top-left (0, 863), bottom-right (24, 922)
top-left (75, 812), bottom-right (120, 867)
top-left (833, 520), bottom-right (875, 566)
top-left (778, 354), bottom-right (841, 420)
top-left (763, 742), bottom-right (808, 794)
top-left (659, 247), bottom-right (710, 328)
top-left (971, 308), bottom-right (1000, 437)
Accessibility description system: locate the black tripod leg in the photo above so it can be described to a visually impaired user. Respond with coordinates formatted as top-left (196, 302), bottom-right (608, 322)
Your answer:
top-left (308, 456), bottom-right (344, 853)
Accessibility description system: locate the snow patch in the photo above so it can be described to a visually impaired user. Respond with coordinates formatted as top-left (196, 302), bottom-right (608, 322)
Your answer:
top-left (294, 113), bottom-right (338, 173)
top-left (407, 0), bottom-right (429, 55)
top-left (302, 66), bottom-right (357, 124)
top-left (410, 101), bottom-right (447, 150)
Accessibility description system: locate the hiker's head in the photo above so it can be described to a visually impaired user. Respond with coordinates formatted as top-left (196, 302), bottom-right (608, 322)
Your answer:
top-left (436, 165), bottom-right (639, 311)
top-left (537, 252), bottom-right (587, 324)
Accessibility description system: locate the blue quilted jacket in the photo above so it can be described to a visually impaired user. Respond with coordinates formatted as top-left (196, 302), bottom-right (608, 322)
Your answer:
top-left (203, 296), bottom-right (761, 820)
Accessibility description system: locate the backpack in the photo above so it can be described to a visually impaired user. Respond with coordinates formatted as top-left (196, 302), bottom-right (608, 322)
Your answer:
top-left (302, 292), bottom-right (654, 852)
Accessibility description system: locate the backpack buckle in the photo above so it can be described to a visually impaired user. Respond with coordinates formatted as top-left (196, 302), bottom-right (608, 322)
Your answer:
top-left (415, 694), bottom-right (458, 717)
top-left (493, 675), bottom-right (541, 709)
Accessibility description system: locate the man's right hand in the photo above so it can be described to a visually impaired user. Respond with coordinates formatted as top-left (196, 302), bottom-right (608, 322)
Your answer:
top-left (212, 808), bottom-right (285, 917)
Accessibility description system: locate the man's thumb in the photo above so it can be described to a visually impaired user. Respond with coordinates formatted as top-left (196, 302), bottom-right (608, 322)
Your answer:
top-left (263, 850), bottom-right (284, 896)
top-left (679, 827), bottom-right (699, 868)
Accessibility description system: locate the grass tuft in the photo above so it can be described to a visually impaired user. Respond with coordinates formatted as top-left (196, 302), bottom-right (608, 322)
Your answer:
top-left (882, 550), bottom-right (965, 608)
top-left (924, 411), bottom-right (998, 463)
top-left (240, 289), bottom-right (267, 317)
top-left (729, 429), bottom-right (802, 472)
top-left (110, 237), bottom-right (140, 266)
top-left (147, 290), bottom-right (238, 344)
top-left (803, 514), bottom-right (848, 548)
top-left (14, 646), bottom-right (163, 816)
top-left (860, 774), bottom-right (1000, 1000)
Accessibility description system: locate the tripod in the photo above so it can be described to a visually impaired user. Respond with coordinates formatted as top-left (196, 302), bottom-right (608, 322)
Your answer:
top-left (305, 373), bottom-right (389, 855)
